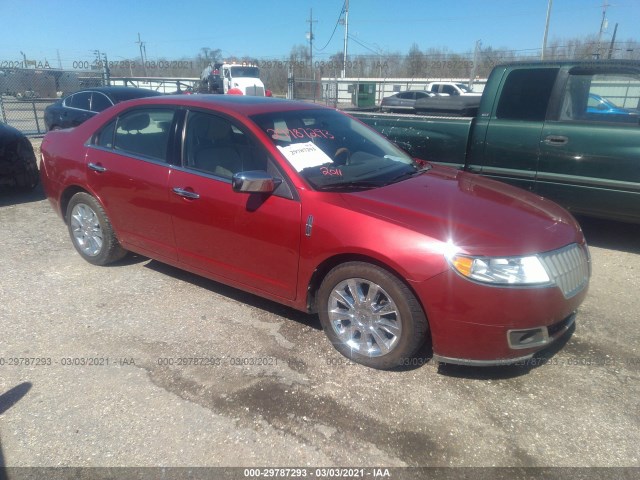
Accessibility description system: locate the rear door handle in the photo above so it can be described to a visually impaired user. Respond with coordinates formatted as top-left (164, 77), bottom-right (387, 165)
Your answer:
top-left (172, 187), bottom-right (200, 199)
top-left (88, 162), bottom-right (106, 172)
top-left (544, 135), bottom-right (569, 146)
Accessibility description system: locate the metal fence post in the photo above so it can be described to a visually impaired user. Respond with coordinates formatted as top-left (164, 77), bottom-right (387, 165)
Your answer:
top-left (32, 101), bottom-right (42, 134)
top-left (0, 95), bottom-right (6, 124)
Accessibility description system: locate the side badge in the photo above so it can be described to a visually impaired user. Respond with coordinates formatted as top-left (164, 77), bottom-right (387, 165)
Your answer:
top-left (305, 215), bottom-right (314, 237)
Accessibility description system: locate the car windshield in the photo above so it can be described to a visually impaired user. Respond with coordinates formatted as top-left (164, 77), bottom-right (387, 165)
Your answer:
top-left (456, 83), bottom-right (472, 93)
top-left (250, 108), bottom-right (427, 191)
top-left (230, 66), bottom-right (260, 78)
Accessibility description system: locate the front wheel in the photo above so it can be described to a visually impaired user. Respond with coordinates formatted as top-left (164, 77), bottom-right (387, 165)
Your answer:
top-left (66, 192), bottom-right (127, 266)
top-left (318, 262), bottom-right (429, 369)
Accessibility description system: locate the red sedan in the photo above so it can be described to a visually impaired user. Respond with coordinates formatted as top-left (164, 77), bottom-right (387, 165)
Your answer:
top-left (40, 95), bottom-right (590, 369)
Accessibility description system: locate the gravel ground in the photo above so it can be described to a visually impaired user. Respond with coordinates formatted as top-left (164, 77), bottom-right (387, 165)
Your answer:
top-left (0, 139), bottom-right (638, 471)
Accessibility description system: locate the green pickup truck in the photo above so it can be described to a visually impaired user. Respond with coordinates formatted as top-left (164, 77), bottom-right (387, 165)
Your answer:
top-left (353, 60), bottom-right (640, 223)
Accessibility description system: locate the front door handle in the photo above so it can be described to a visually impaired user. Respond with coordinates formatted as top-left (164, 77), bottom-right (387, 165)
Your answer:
top-left (172, 187), bottom-right (200, 199)
top-left (544, 135), bottom-right (569, 146)
top-left (88, 162), bottom-right (106, 172)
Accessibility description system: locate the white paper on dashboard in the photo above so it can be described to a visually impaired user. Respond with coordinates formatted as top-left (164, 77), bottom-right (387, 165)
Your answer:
top-left (277, 142), bottom-right (333, 172)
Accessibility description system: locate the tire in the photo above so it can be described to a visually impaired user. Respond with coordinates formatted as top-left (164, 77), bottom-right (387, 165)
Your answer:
top-left (13, 139), bottom-right (39, 190)
top-left (318, 262), bottom-right (429, 369)
top-left (66, 192), bottom-right (127, 266)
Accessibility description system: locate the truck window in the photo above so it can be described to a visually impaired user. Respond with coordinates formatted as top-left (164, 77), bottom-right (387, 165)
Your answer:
top-left (441, 85), bottom-right (458, 96)
top-left (496, 69), bottom-right (559, 121)
top-left (559, 71), bottom-right (640, 124)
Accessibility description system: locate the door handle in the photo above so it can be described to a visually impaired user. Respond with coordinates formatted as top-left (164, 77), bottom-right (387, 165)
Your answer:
top-left (544, 135), bottom-right (569, 146)
top-left (172, 187), bottom-right (200, 199)
top-left (88, 162), bottom-right (106, 172)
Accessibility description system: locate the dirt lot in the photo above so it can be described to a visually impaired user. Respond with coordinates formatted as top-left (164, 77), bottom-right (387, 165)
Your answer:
top-left (0, 139), bottom-right (639, 471)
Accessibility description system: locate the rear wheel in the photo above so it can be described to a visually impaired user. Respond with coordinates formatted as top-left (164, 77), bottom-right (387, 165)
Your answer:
top-left (318, 262), bottom-right (429, 369)
top-left (66, 192), bottom-right (127, 265)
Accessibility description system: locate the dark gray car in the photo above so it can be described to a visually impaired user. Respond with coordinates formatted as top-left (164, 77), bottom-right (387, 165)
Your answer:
top-left (43, 86), bottom-right (163, 130)
top-left (380, 90), bottom-right (436, 113)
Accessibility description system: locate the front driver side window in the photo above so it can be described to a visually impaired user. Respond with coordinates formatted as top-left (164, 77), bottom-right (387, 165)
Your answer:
top-left (184, 111), bottom-right (267, 179)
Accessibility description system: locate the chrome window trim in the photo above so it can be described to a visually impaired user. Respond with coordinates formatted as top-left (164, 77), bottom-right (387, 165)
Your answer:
top-left (62, 91), bottom-right (93, 112)
top-left (85, 144), bottom-right (172, 169)
top-left (90, 92), bottom-right (115, 112)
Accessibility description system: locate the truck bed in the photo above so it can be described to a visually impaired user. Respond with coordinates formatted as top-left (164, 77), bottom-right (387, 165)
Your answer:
top-left (351, 111), bottom-right (474, 168)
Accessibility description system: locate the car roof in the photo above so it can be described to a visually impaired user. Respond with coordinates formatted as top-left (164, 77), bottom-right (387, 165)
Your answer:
top-left (121, 95), bottom-right (333, 116)
top-left (496, 59), bottom-right (640, 69)
top-left (65, 86), bottom-right (163, 101)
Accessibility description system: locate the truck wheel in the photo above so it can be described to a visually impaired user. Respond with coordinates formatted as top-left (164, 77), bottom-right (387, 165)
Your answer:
top-left (318, 262), bottom-right (429, 369)
top-left (66, 192), bottom-right (127, 266)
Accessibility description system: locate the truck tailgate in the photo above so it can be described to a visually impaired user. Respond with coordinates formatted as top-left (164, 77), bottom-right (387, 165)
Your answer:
top-left (352, 112), bottom-right (473, 169)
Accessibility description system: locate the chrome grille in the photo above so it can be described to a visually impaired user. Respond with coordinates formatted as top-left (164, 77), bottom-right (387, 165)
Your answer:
top-left (540, 244), bottom-right (590, 298)
top-left (245, 86), bottom-right (265, 96)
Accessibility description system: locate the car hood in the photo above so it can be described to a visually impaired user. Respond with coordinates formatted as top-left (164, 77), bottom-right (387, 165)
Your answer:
top-left (340, 165), bottom-right (583, 257)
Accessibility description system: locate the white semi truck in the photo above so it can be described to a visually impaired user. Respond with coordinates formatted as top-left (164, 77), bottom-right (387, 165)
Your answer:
top-left (200, 62), bottom-right (267, 96)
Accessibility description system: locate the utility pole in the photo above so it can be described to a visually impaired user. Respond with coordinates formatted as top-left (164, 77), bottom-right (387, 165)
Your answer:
top-left (607, 23), bottom-right (618, 59)
top-left (541, 0), bottom-right (553, 60)
top-left (102, 52), bottom-right (110, 86)
top-left (469, 40), bottom-right (481, 89)
top-left (307, 8), bottom-right (317, 79)
top-left (136, 33), bottom-right (147, 76)
top-left (596, 1), bottom-right (610, 59)
top-left (93, 49), bottom-right (102, 68)
top-left (93, 50), bottom-right (110, 86)
top-left (341, 0), bottom-right (349, 78)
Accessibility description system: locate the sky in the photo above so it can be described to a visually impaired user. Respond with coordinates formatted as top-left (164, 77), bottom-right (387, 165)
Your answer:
top-left (1, 0), bottom-right (639, 69)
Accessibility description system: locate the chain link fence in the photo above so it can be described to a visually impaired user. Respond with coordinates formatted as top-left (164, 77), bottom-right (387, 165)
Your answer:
top-left (1, 68), bottom-right (104, 135)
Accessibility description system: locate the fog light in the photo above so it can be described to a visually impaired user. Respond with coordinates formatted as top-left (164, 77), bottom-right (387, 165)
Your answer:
top-left (507, 327), bottom-right (549, 350)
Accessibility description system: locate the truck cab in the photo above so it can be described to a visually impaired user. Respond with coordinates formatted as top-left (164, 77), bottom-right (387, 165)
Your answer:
top-left (201, 62), bottom-right (267, 96)
top-left (469, 61), bottom-right (640, 223)
top-left (427, 82), bottom-right (481, 96)
top-left (354, 60), bottom-right (640, 224)
top-left (221, 63), bottom-right (266, 96)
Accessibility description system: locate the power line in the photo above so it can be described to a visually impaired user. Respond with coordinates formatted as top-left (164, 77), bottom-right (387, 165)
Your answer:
top-left (315, 1), bottom-right (346, 52)
top-left (348, 35), bottom-right (383, 56)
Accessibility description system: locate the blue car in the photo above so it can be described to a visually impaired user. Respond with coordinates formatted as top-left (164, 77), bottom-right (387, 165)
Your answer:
top-left (587, 93), bottom-right (638, 115)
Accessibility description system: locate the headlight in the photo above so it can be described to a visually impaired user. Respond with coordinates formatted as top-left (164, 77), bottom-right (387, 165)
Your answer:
top-left (448, 254), bottom-right (551, 285)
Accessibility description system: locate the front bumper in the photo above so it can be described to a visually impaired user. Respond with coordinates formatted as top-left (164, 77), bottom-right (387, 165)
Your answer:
top-left (432, 312), bottom-right (576, 366)
top-left (412, 262), bottom-right (588, 364)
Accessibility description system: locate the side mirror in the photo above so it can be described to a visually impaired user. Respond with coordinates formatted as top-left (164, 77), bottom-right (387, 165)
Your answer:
top-left (232, 170), bottom-right (282, 193)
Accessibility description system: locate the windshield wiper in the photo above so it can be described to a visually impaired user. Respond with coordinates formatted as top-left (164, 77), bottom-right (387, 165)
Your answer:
top-left (385, 166), bottom-right (432, 185)
top-left (314, 180), bottom-right (384, 191)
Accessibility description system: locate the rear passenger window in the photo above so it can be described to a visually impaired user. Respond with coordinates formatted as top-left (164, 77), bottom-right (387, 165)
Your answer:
top-left (95, 120), bottom-right (116, 148)
top-left (68, 92), bottom-right (91, 111)
top-left (113, 109), bottom-right (175, 161)
top-left (496, 68), bottom-right (559, 121)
